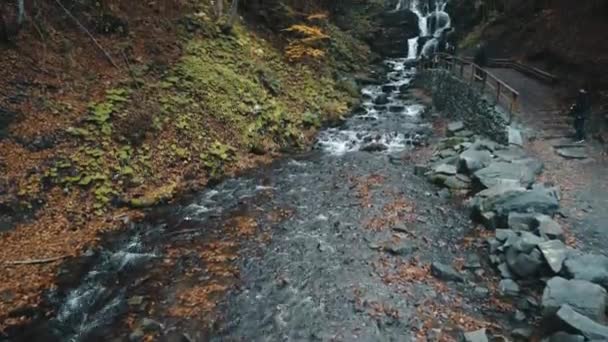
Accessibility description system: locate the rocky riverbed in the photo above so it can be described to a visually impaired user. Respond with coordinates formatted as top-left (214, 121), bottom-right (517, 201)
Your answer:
top-left (6, 58), bottom-right (607, 342)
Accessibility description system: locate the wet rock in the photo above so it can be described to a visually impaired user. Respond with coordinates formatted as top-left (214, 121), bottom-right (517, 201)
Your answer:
top-left (389, 105), bottom-right (405, 112)
top-left (374, 94), bottom-right (390, 105)
top-left (458, 149), bottom-right (493, 174)
top-left (463, 328), bottom-right (488, 342)
top-left (538, 240), bottom-right (569, 274)
top-left (564, 254), bottom-right (608, 289)
top-left (479, 211), bottom-right (497, 230)
top-left (542, 277), bottom-right (607, 322)
top-left (499, 279), bottom-right (520, 296)
top-left (360, 143), bottom-right (388, 152)
top-left (552, 304), bottom-right (608, 340)
top-left (382, 85), bottom-right (397, 93)
top-left (447, 121), bottom-right (465, 135)
top-left (541, 332), bottom-right (585, 342)
top-left (473, 161), bottom-right (539, 189)
top-left (431, 262), bottom-right (463, 282)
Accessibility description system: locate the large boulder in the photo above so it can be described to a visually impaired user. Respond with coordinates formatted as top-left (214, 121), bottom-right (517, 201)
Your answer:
top-left (551, 305), bottom-right (608, 340)
top-left (538, 240), bottom-right (569, 274)
top-left (458, 148), bottom-right (493, 174)
top-left (564, 254), bottom-right (608, 289)
top-left (473, 161), bottom-right (540, 189)
top-left (491, 185), bottom-right (560, 219)
top-left (371, 10), bottom-right (419, 57)
top-left (542, 277), bottom-right (607, 322)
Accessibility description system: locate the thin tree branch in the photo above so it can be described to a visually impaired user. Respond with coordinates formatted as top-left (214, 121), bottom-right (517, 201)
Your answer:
top-left (53, 0), bottom-right (120, 69)
top-left (5, 255), bottom-right (69, 265)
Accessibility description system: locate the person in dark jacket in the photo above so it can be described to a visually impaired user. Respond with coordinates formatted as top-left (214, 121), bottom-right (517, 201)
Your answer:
top-left (570, 88), bottom-right (591, 142)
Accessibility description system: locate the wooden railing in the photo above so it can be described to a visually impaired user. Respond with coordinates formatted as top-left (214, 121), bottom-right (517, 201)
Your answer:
top-left (418, 53), bottom-right (520, 122)
top-left (462, 57), bottom-right (559, 84)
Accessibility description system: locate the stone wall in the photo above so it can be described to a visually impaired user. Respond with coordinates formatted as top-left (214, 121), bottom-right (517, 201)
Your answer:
top-left (415, 69), bottom-right (508, 144)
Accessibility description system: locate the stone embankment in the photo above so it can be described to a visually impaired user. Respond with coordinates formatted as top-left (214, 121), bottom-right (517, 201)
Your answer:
top-left (418, 118), bottom-right (608, 340)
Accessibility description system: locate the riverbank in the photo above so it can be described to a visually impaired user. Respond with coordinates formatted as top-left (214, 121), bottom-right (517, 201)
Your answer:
top-left (0, 0), bottom-right (384, 331)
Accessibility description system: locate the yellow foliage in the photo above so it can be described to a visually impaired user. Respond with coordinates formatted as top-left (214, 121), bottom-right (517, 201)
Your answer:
top-left (283, 24), bottom-right (330, 62)
top-left (307, 12), bottom-right (328, 21)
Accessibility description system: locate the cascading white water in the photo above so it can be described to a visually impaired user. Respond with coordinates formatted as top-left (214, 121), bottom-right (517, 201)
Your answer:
top-left (404, 0), bottom-right (451, 59)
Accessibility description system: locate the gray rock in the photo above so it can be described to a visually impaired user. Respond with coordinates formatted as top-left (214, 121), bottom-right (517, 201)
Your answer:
top-left (444, 175), bottom-right (471, 190)
top-left (439, 149), bottom-right (457, 158)
top-left (499, 279), bottom-right (520, 296)
top-left (374, 93), bottom-right (390, 105)
top-left (430, 262), bottom-right (463, 282)
top-left (508, 212), bottom-right (537, 231)
top-left (542, 277), bottom-right (607, 322)
top-left (385, 240), bottom-right (415, 256)
top-left (491, 186), bottom-right (560, 219)
top-left (493, 146), bottom-right (528, 162)
top-left (464, 254), bottom-right (482, 269)
top-left (473, 161), bottom-right (538, 189)
top-left (130, 329), bottom-right (144, 342)
top-left (487, 237), bottom-right (501, 254)
top-left (141, 318), bottom-right (163, 332)
top-left (537, 215), bottom-right (564, 240)
top-left (455, 129), bottom-right (475, 138)
top-left (542, 332), bottom-right (585, 342)
top-left (474, 286), bottom-right (490, 298)
top-left (447, 121), bottom-right (465, 135)
top-left (496, 229), bottom-right (517, 242)
top-left (539, 240), bottom-right (569, 273)
top-left (513, 309), bottom-right (527, 322)
top-left (479, 211), bottom-right (497, 230)
top-left (458, 148), bottom-right (493, 174)
top-left (414, 164), bottom-right (429, 176)
top-left (508, 127), bottom-right (524, 146)
top-left (434, 163), bottom-right (458, 175)
top-left (360, 142), bottom-right (388, 152)
top-left (507, 248), bottom-right (544, 278)
top-left (512, 327), bottom-right (533, 339)
top-left (463, 328), bottom-right (488, 342)
top-left (512, 232), bottom-right (545, 253)
top-left (498, 262), bottom-right (513, 279)
top-left (564, 254), bottom-right (608, 289)
top-left (553, 304), bottom-right (608, 340)
top-left (556, 147), bottom-right (588, 160)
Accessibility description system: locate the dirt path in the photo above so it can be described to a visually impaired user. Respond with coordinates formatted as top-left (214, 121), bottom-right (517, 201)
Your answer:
top-left (486, 66), bottom-right (608, 254)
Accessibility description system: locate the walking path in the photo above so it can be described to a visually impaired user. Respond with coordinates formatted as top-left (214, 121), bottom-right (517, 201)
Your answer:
top-left (486, 66), bottom-right (608, 254)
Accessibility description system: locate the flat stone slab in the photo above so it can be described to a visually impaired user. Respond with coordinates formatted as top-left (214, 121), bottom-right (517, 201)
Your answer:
top-left (554, 304), bottom-right (608, 340)
top-left (564, 253), bottom-right (608, 289)
top-left (542, 277), bottom-right (607, 322)
top-left (447, 121), bottom-right (465, 134)
top-left (508, 126), bottom-right (524, 146)
top-left (556, 147), bottom-right (588, 160)
top-left (538, 240), bottom-right (568, 274)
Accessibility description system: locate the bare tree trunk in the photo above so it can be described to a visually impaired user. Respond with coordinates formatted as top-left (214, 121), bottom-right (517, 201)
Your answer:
top-left (214, 0), bottom-right (224, 20)
top-left (221, 0), bottom-right (240, 33)
top-left (17, 0), bottom-right (25, 27)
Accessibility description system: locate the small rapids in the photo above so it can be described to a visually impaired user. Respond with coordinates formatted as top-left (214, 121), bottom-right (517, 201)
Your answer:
top-left (5, 58), bottom-right (489, 341)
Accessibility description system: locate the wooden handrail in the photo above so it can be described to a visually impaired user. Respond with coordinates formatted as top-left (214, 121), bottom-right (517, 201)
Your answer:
top-left (420, 53), bottom-right (520, 121)
top-left (461, 56), bottom-right (559, 84)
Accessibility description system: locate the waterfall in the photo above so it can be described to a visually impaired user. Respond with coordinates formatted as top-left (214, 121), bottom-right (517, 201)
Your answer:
top-left (405, 0), bottom-right (451, 59)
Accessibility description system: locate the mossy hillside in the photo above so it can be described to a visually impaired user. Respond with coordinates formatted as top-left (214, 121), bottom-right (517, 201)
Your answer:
top-left (27, 20), bottom-right (364, 212)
